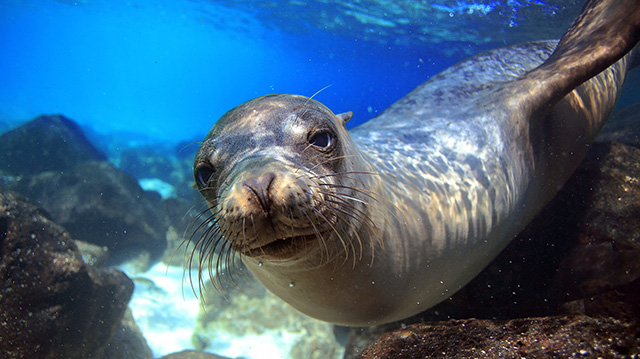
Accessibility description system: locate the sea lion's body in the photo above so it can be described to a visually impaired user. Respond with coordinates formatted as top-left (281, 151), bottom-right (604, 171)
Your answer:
top-left (192, 0), bottom-right (640, 326)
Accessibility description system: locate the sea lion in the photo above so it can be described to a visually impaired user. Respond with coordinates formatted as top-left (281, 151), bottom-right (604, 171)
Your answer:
top-left (190, 0), bottom-right (640, 326)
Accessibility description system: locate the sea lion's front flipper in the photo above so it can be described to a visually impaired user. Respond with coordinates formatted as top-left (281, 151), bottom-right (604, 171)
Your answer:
top-left (515, 0), bottom-right (640, 115)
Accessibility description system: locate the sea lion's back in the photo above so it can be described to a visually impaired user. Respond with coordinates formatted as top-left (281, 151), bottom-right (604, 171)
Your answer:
top-left (351, 40), bottom-right (558, 136)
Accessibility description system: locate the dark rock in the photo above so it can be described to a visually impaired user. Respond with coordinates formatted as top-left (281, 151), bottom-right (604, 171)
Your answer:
top-left (9, 160), bottom-right (169, 265)
top-left (356, 315), bottom-right (640, 359)
top-left (116, 142), bottom-right (199, 201)
top-left (119, 146), bottom-right (177, 184)
top-left (0, 189), bottom-right (134, 359)
top-left (75, 240), bottom-right (110, 268)
top-left (562, 278), bottom-right (640, 325)
top-left (347, 141), bottom-right (640, 357)
top-left (549, 142), bottom-right (640, 299)
top-left (101, 309), bottom-right (154, 359)
top-left (597, 103), bottom-right (640, 148)
top-left (350, 280), bottom-right (640, 358)
top-left (0, 114), bottom-right (106, 176)
top-left (158, 350), bottom-right (236, 359)
top-left (160, 197), bottom-right (213, 267)
top-left (344, 326), bottom-right (393, 359)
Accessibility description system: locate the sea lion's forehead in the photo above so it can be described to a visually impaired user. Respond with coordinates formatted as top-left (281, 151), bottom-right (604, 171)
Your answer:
top-left (212, 94), bottom-right (334, 135)
top-left (199, 94), bottom-right (338, 163)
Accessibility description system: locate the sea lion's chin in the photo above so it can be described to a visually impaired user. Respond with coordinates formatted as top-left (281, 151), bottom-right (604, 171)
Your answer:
top-left (242, 232), bottom-right (329, 260)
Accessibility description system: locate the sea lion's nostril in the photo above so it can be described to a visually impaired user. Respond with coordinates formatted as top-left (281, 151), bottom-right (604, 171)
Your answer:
top-left (243, 172), bottom-right (276, 213)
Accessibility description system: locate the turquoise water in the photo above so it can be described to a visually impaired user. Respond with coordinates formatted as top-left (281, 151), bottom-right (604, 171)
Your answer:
top-left (1, 0), bottom-right (583, 146)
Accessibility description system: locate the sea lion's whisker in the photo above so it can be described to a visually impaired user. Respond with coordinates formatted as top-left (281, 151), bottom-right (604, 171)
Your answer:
top-left (314, 170), bottom-right (380, 179)
top-left (212, 226), bottom-right (238, 296)
top-left (322, 204), bottom-right (368, 262)
top-left (186, 210), bottom-right (239, 299)
top-left (348, 239), bottom-right (358, 269)
top-left (293, 152), bottom-right (354, 176)
top-left (309, 206), bottom-right (353, 264)
top-left (241, 217), bottom-right (247, 248)
top-left (214, 240), bottom-right (232, 297)
top-left (314, 171), bottom-right (402, 219)
top-left (191, 226), bottom-right (224, 299)
top-left (296, 84), bottom-right (333, 122)
top-left (186, 213), bottom-right (218, 263)
top-left (300, 208), bottom-right (330, 263)
top-left (180, 198), bottom-right (231, 285)
top-left (249, 214), bottom-right (257, 243)
top-left (177, 141), bottom-right (203, 155)
top-left (220, 217), bottom-right (248, 288)
top-left (321, 196), bottom-right (368, 223)
top-left (186, 207), bottom-right (222, 240)
top-left (297, 143), bottom-right (316, 160)
top-left (178, 214), bottom-right (214, 293)
top-left (317, 187), bottom-right (371, 218)
top-left (201, 227), bottom-right (222, 280)
top-left (317, 179), bottom-right (399, 239)
top-left (307, 84), bottom-right (332, 101)
top-left (289, 207), bottom-right (296, 235)
top-left (322, 191), bottom-right (368, 205)
top-left (181, 204), bottom-right (218, 245)
top-left (182, 198), bottom-right (212, 222)
top-left (304, 154), bottom-right (356, 173)
top-left (321, 191), bottom-right (383, 256)
top-left (224, 234), bottom-right (242, 290)
top-left (318, 182), bottom-right (381, 202)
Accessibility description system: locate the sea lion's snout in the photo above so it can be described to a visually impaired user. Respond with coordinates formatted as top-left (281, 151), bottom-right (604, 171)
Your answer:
top-left (216, 161), bottom-right (332, 258)
top-left (242, 171), bottom-right (276, 214)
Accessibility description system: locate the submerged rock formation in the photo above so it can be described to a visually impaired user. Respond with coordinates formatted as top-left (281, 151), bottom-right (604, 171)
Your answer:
top-left (11, 160), bottom-right (169, 265)
top-left (0, 114), bottom-right (170, 266)
top-left (0, 114), bottom-right (106, 175)
top-left (0, 189), bottom-right (134, 359)
top-left (357, 314), bottom-right (638, 358)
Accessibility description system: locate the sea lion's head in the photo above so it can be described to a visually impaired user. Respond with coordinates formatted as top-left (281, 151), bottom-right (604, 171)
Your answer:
top-left (192, 94), bottom-right (375, 272)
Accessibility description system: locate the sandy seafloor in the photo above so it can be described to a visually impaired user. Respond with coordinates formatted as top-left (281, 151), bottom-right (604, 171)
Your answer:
top-left (2, 0), bottom-right (640, 358)
top-left (122, 261), bottom-right (345, 358)
top-left (123, 264), bottom-right (201, 356)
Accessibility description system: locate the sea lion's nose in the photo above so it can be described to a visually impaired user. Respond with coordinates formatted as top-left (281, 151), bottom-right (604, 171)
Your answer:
top-left (243, 172), bottom-right (276, 213)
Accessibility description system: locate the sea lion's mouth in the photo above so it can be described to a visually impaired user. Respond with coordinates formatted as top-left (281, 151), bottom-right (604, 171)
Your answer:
top-left (243, 232), bottom-right (329, 258)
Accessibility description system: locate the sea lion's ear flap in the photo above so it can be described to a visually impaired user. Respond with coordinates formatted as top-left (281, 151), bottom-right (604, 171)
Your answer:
top-left (336, 111), bottom-right (353, 126)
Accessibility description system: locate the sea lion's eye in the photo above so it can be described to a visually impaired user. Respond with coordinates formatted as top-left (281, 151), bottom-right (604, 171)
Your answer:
top-left (308, 131), bottom-right (333, 149)
top-left (195, 165), bottom-right (215, 188)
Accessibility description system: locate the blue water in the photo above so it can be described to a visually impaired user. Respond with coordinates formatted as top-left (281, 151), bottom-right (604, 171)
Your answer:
top-left (0, 0), bottom-right (587, 147)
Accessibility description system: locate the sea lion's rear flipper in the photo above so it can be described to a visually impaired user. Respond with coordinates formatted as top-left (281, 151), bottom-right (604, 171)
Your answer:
top-left (515, 0), bottom-right (640, 115)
